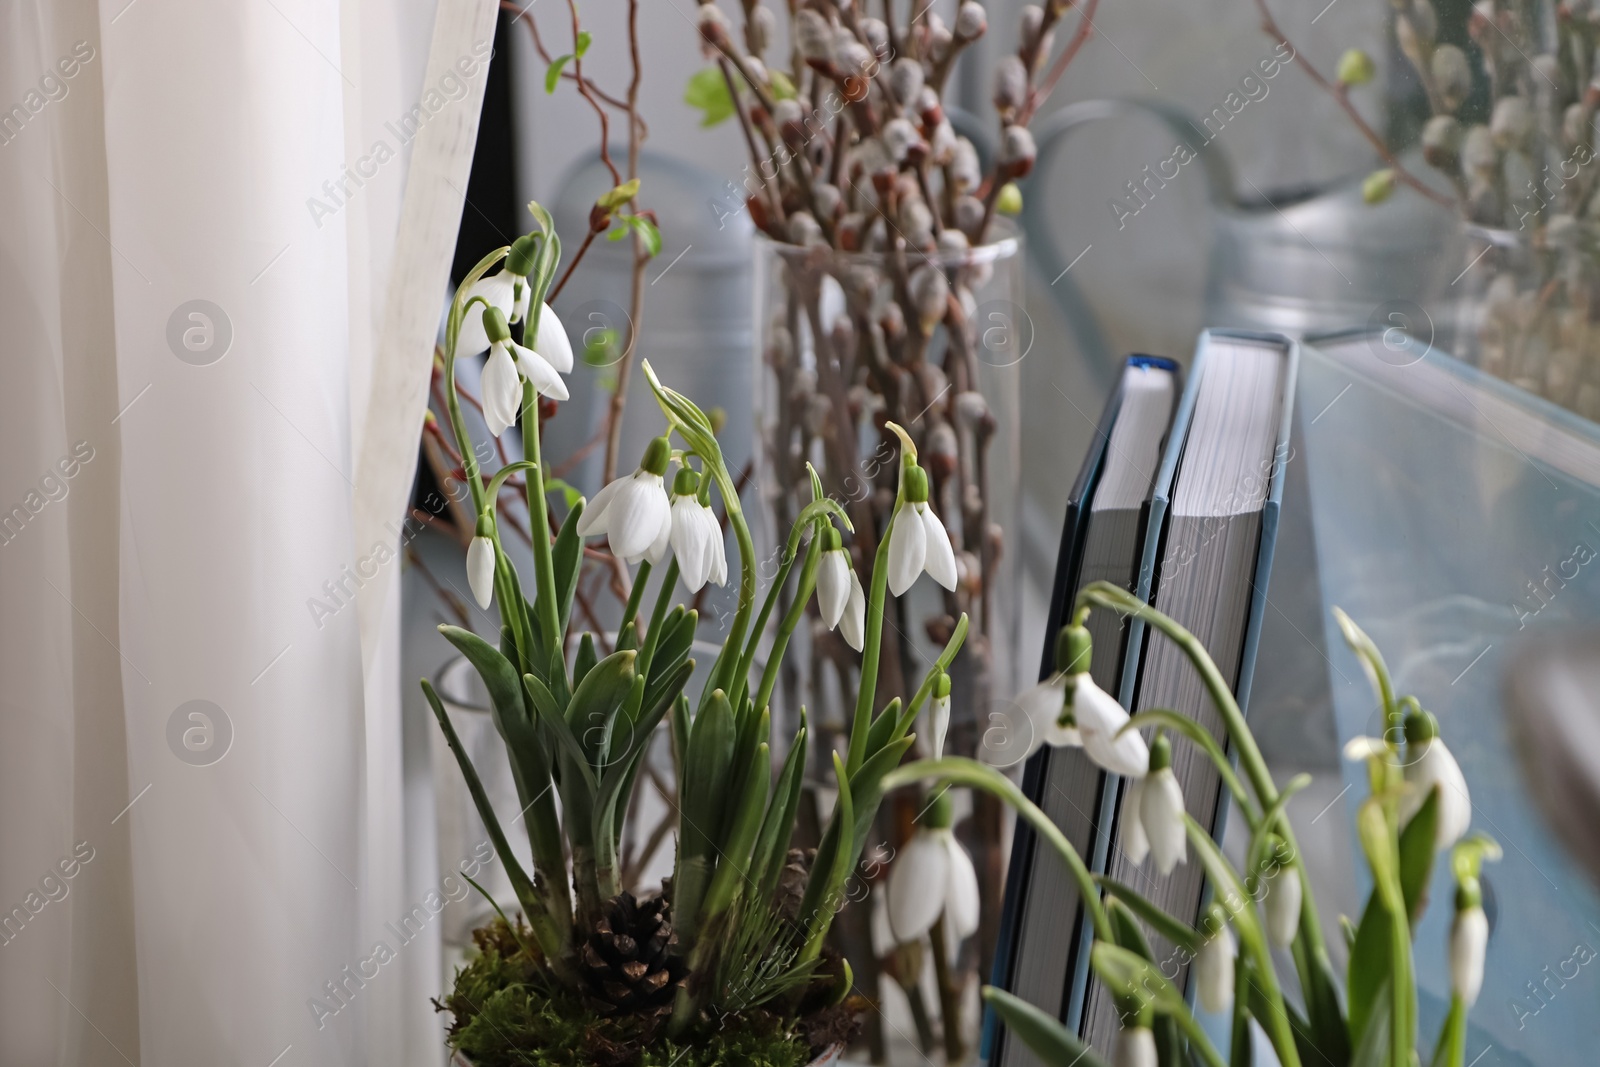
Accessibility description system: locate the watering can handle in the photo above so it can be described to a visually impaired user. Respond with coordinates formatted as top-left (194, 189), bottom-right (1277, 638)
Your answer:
top-left (1002, 99), bottom-right (1235, 387)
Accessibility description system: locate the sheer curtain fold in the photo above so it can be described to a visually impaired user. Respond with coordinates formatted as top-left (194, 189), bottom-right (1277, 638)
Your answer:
top-left (0, 0), bottom-right (466, 1063)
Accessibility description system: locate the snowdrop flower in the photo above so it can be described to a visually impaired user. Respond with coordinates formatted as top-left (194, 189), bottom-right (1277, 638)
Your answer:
top-left (668, 468), bottom-right (727, 592)
top-left (1262, 843), bottom-right (1302, 948)
top-left (886, 456), bottom-right (957, 597)
top-left (885, 791), bottom-right (979, 947)
top-left (528, 301), bottom-right (574, 374)
top-left (1114, 1026), bottom-right (1157, 1067)
top-left (479, 307), bottom-right (570, 437)
top-left (466, 515), bottom-right (497, 610)
top-left (1450, 876), bottom-right (1488, 1006)
top-left (1196, 908), bottom-right (1236, 1014)
top-left (929, 672), bottom-right (952, 759)
top-left (1072, 672), bottom-right (1149, 779)
top-left (1402, 707), bottom-right (1471, 849)
top-left (1139, 734), bottom-right (1187, 875)
top-left (980, 670), bottom-right (1079, 766)
top-left (815, 526), bottom-right (867, 651)
top-left (456, 235), bottom-right (539, 356)
top-left (578, 437), bottom-right (673, 564)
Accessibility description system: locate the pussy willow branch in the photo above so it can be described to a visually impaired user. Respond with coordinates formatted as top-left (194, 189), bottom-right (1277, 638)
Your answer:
top-left (1016, 0), bottom-right (1102, 126)
top-left (1251, 0), bottom-right (1456, 209)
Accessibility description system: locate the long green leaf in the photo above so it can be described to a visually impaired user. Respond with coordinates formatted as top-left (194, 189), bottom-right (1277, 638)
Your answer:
top-left (1398, 785), bottom-right (1439, 927)
top-left (1095, 876), bottom-right (1200, 953)
top-left (752, 720), bottom-right (808, 905)
top-left (566, 648), bottom-right (638, 769)
top-left (798, 752), bottom-right (855, 959)
top-left (552, 498), bottom-right (584, 635)
top-left (983, 987), bottom-right (1112, 1067)
top-left (521, 673), bottom-right (598, 797)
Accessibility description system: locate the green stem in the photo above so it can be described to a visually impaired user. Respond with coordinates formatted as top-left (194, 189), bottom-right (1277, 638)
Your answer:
top-left (735, 519), bottom-right (809, 709)
top-left (750, 529), bottom-right (823, 715)
top-left (847, 509), bottom-right (898, 778)
top-left (522, 382), bottom-right (563, 664)
top-left (1432, 995), bottom-right (1466, 1067)
top-left (1075, 583), bottom-right (1332, 966)
top-left (637, 557), bottom-right (679, 676)
top-left (621, 558), bottom-right (652, 635)
top-left (928, 917), bottom-right (966, 1064)
top-left (881, 757), bottom-right (1111, 941)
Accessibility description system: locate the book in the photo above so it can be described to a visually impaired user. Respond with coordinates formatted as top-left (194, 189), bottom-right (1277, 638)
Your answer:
top-left (1298, 328), bottom-right (1600, 1067)
top-left (986, 356), bottom-right (1180, 1067)
top-left (1078, 330), bottom-right (1296, 1052)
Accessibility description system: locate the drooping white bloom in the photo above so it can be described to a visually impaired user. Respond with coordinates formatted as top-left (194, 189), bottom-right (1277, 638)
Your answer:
top-left (885, 794), bottom-right (979, 946)
top-left (1072, 673), bottom-right (1149, 778)
top-left (477, 306), bottom-right (569, 437)
top-left (816, 529), bottom-right (853, 629)
top-left (1196, 921), bottom-right (1236, 1013)
top-left (1139, 737), bottom-right (1187, 875)
top-left (1450, 900), bottom-right (1489, 1006)
top-left (1342, 735), bottom-right (1391, 762)
top-left (1401, 710), bottom-right (1471, 849)
top-left (1113, 1026), bottom-right (1157, 1067)
top-left (577, 437), bottom-right (673, 563)
top-left (837, 567), bottom-right (867, 651)
top-left (530, 302), bottom-right (574, 373)
top-left (979, 672), bottom-right (1083, 766)
top-left (930, 673), bottom-right (952, 759)
top-left (886, 464), bottom-right (957, 596)
top-left (455, 235), bottom-right (540, 355)
top-left (1263, 862), bottom-right (1302, 948)
top-left (480, 341), bottom-right (523, 438)
top-left (667, 471), bottom-right (727, 592)
top-left (1122, 777), bottom-right (1150, 866)
top-left (466, 532), bottom-right (496, 610)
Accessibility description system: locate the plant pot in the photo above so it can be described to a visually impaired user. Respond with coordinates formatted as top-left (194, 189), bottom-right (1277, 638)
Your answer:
top-left (450, 1041), bottom-right (845, 1066)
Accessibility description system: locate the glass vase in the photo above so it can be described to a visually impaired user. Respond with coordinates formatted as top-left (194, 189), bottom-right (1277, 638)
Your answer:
top-left (1448, 222), bottom-right (1600, 421)
top-left (750, 228), bottom-right (1024, 1062)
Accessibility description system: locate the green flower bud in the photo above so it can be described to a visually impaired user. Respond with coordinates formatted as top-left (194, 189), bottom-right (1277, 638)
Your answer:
top-left (1149, 732), bottom-right (1172, 772)
top-left (482, 305), bottom-right (511, 344)
top-left (822, 525), bottom-right (843, 552)
top-left (505, 234), bottom-right (539, 277)
top-left (1455, 874), bottom-right (1482, 911)
top-left (1362, 169), bottom-right (1397, 204)
top-left (1337, 48), bottom-right (1376, 87)
top-left (902, 464), bottom-right (930, 503)
top-left (996, 181), bottom-right (1024, 216)
top-left (1055, 623), bottom-right (1092, 676)
top-left (673, 466), bottom-right (701, 496)
top-left (925, 787), bottom-right (955, 829)
top-left (639, 435), bottom-right (672, 476)
top-left (934, 672), bottom-right (952, 700)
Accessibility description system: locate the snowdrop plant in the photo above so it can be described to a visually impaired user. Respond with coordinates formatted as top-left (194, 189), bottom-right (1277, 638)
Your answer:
top-left (865, 581), bottom-right (1500, 1067)
top-left (424, 202), bottom-right (982, 1063)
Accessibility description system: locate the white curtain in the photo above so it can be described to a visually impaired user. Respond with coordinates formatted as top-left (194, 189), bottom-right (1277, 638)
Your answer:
top-left (0, 0), bottom-right (493, 1063)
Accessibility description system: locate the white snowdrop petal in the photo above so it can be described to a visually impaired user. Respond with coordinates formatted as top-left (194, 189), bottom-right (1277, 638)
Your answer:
top-left (698, 507), bottom-right (726, 588)
top-left (607, 474), bottom-right (670, 561)
top-left (1403, 739), bottom-right (1471, 849)
top-left (932, 695), bottom-right (950, 760)
top-left (942, 832), bottom-right (981, 941)
top-left (1114, 1026), bottom-right (1157, 1067)
top-left (886, 831), bottom-right (949, 943)
top-left (1450, 906), bottom-right (1488, 1006)
top-left (817, 551), bottom-right (851, 628)
top-left (887, 501), bottom-right (926, 596)
top-left (466, 536), bottom-right (496, 610)
top-left (645, 511), bottom-right (672, 565)
top-left (1122, 777), bottom-right (1150, 866)
top-left (481, 345), bottom-right (523, 437)
top-left (455, 273), bottom-right (516, 357)
top-left (1141, 768), bottom-right (1188, 875)
top-left (1196, 927), bottom-right (1236, 1014)
top-left (1263, 866), bottom-right (1302, 948)
top-left (672, 498), bottom-right (711, 590)
top-left (919, 503), bottom-right (958, 590)
top-left (1343, 735), bottom-right (1390, 762)
top-left (1075, 677), bottom-right (1149, 778)
top-left (510, 341), bottom-right (569, 401)
top-left (577, 477), bottom-right (627, 537)
top-left (840, 570), bottom-right (867, 651)
top-left (534, 302), bottom-right (574, 372)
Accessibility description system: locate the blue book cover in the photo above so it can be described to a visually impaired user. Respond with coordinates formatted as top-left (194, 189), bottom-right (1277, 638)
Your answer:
top-left (1300, 329), bottom-right (1600, 1067)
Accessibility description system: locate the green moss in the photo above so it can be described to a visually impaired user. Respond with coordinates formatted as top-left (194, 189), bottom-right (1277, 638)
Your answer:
top-left (438, 918), bottom-right (816, 1067)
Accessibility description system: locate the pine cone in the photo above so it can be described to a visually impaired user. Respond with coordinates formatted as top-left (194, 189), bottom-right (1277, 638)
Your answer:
top-left (580, 892), bottom-right (687, 1018)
